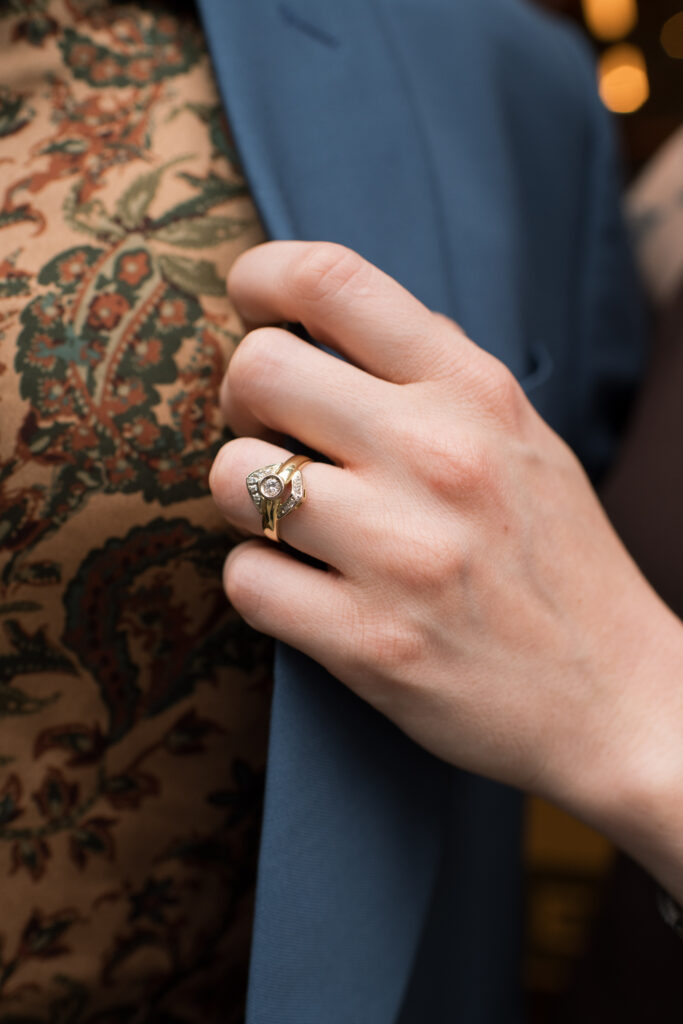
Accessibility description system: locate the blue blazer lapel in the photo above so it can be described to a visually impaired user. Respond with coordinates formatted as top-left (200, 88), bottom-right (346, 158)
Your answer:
top-left (198, 5), bottom-right (455, 1021)
top-left (195, 0), bottom-right (457, 308)
top-left (195, 0), bottom-right (555, 372)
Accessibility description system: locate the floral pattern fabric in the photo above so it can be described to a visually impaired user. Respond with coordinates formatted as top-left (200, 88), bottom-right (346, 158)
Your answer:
top-left (0, 2), bottom-right (271, 1021)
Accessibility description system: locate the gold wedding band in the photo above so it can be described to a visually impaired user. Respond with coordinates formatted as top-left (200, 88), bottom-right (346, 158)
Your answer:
top-left (246, 455), bottom-right (312, 542)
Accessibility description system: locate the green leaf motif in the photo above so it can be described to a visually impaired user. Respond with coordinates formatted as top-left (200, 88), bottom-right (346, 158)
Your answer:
top-left (0, 620), bottom-right (74, 702)
top-left (0, 86), bottom-right (34, 139)
top-left (42, 138), bottom-right (88, 156)
top-left (14, 561), bottom-right (61, 586)
top-left (0, 602), bottom-right (42, 616)
top-left (151, 171), bottom-right (246, 228)
top-left (151, 215), bottom-right (252, 249)
top-left (157, 254), bottom-right (226, 297)
top-left (63, 189), bottom-right (126, 243)
top-left (0, 207), bottom-right (37, 232)
top-left (184, 102), bottom-right (241, 166)
top-left (0, 683), bottom-right (59, 718)
top-left (0, 273), bottom-right (31, 299)
top-left (115, 156), bottom-right (189, 231)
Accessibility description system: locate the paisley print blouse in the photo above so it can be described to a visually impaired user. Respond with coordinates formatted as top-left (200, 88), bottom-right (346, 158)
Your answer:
top-left (0, 2), bottom-right (270, 1021)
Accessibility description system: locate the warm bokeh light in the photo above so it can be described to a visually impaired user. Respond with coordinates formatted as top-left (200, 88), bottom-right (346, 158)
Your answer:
top-left (661, 12), bottom-right (683, 59)
top-left (582, 0), bottom-right (638, 41)
top-left (598, 43), bottom-right (649, 113)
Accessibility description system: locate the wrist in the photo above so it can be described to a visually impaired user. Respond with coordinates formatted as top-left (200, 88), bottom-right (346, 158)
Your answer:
top-left (551, 586), bottom-right (683, 902)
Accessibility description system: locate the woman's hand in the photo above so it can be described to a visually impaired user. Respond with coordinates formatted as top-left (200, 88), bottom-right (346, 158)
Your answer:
top-left (209, 241), bottom-right (683, 898)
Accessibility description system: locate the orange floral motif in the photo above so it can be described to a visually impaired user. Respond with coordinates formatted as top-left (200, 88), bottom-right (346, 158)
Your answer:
top-left (128, 58), bottom-right (153, 82)
top-left (121, 417), bottom-right (161, 447)
top-left (68, 41), bottom-right (97, 68)
top-left (162, 43), bottom-right (183, 66)
top-left (155, 461), bottom-right (189, 487)
top-left (112, 377), bottom-right (146, 406)
top-left (33, 295), bottom-right (64, 326)
top-left (38, 376), bottom-right (76, 414)
top-left (117, 249), bottom-right (151, 286)
top-left (134, 336), bottom-right (163, 365)
top-left (68, 422), bottom-right (99, 451)
top-left (87, 291), bottom-right (130, 330)
top-left (56, 249), bottom-right (90, 283)
top-left (158, 296), bottom-right (188, 327)
top-left (90, 56), bottom-right (120, 84)
top-left (103, 453), bottom-right (136, 485)
top-left (23, 333), bottom-right (58, 370)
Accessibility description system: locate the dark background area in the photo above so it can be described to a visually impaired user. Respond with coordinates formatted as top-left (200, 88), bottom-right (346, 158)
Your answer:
top-left (524, 3), bottom-right (682, 1022)
top-left (535, 0), bottom-right (683, 174)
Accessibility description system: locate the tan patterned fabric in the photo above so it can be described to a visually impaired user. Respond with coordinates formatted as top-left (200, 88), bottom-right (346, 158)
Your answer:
top-left (0, 2), bottom-right (270, 1021)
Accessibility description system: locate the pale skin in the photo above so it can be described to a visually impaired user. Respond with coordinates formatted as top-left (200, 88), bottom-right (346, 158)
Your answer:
top-left (209, 240), bottom-right (683, 906)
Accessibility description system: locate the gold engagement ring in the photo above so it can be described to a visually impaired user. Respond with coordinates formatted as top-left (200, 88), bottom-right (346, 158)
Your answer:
top-left (246, 455), bottom-right (312, 542)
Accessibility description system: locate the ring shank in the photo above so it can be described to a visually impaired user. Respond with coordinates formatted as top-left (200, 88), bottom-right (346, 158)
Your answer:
top-left (260, 454), bottom-right (311, 542)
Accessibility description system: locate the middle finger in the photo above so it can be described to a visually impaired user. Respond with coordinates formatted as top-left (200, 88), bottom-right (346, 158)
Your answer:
top-left (223, 326), bottom-right (393, 465)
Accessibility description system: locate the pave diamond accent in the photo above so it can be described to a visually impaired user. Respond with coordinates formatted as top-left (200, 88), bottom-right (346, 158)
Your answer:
top-left (246, 463), bottom-right (280, 512)
top-left (277, 470), bottom-right (305, 518)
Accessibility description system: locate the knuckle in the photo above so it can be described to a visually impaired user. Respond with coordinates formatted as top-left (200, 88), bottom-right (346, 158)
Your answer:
top-left (424, 540), bottom-right (469, 590)
top-left (208, 438), bottom-right (249, 511)
top-left (406, 429), bottom-right (494, 502)
top-left (224, 548), bottom-right (263, 623)
top-left (474, 356), bottom-right (525, 425)
top-left (384, 529), bottom-right (469, 593)
top-left (444, 435), bottom-right (495, 495)
top-left (228, 327), bottom-right (279, 398)
top-left (288, 243), bottom-right (368, 305)
top-left (208, 442), bottom-right (229, 497)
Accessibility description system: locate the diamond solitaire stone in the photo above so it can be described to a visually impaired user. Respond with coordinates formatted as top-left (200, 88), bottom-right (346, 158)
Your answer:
top-left (259, 474), bottom-right (284, 500)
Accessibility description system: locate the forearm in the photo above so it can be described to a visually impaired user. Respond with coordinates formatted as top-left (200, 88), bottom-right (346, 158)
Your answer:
top-left (592, 261), bottom-right (683, 903)
top-left (555, 587), bottom-right (683, 906)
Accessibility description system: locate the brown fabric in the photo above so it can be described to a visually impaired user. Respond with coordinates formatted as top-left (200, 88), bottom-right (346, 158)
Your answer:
top-left (0, 2), bottom-right (270, 1021)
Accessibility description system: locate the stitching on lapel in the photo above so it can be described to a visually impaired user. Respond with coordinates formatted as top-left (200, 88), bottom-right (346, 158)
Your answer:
top-left (278, 4), bottom-right (341, 49)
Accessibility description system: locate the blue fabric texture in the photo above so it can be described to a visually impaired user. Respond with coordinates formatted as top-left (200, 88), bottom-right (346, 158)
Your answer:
top-left (196, 1), bottom-right (646, 1021)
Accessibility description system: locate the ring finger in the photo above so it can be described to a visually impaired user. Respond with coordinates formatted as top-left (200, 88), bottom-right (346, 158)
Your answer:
top-left (209, 437), bottom-right (364, 571)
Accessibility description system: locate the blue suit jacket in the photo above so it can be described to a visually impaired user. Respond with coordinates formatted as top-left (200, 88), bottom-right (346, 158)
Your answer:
top-left (196, 2), bottom-right (645, 1021)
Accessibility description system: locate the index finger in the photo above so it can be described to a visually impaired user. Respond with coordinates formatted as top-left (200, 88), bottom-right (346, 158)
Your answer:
top-left (226, 241), bottom-right (470, 384)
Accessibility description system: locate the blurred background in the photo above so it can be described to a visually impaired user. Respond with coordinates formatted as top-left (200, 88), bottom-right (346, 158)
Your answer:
top-left (537, 0), bottom-right (683, 173)
top-left (523, 2), bottom-right (682, 1021)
